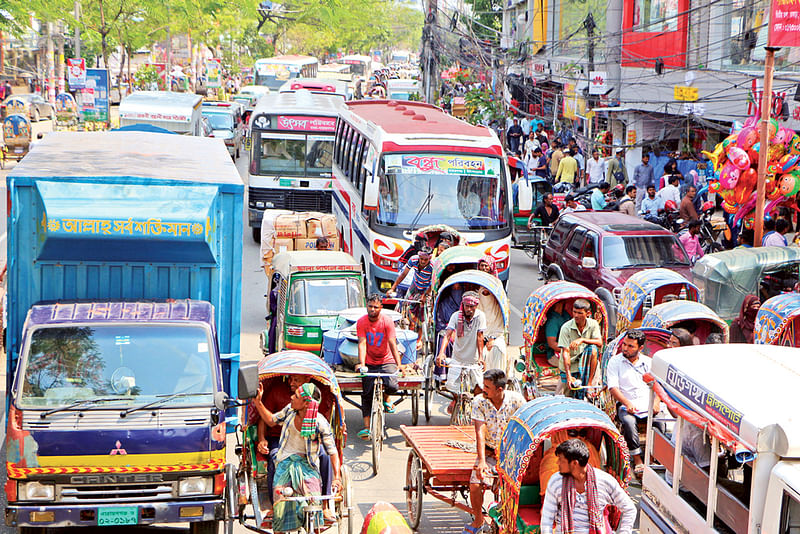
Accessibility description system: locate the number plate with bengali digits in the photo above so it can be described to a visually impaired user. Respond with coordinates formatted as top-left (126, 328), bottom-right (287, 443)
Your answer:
top-left (97, 506), bottom-right (138, 526)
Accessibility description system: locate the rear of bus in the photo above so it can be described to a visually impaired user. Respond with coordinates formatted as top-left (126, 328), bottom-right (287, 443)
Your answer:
top-left (247, 91), bottom-right (340, 240)
top-left (332, 100), bottom-right (512, 294)
top-left (254, 55), bottom-right (319, 91)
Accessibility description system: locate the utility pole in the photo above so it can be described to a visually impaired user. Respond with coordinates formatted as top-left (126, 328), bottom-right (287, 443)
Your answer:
top-left (423, 0), bottom-right (437, 104)
top-left (166, 5), bottom-right (172, 92)
top-left (46, 22), bottom-right (56, 104)
top-left (74, 0), bottom-right (81, 57)
top-left (754, 47), bottom-right (779, 246)
top-left (584, 13), bottom-right (596, 153)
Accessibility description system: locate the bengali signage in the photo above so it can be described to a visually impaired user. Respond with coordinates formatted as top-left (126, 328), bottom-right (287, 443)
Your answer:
top-left (769, 0), bottom-right (800, 47)
top-left (385, 154), bottom-right (500, 176)
top-left (276, 115), bottom-right (336, 132)
top-left (79, 68), bottom-right (110, 127)
top-left (665, 364), bottom-right (743, 433)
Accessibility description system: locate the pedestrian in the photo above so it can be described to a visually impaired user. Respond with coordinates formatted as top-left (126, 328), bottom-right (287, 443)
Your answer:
top-left (618, 185), bottom-right (637, 216)
top-left (524, 131), bottom-right (540, 156)
top-left (585, 150), bottom-right (605, 185)
top-left (529, 146), bottom-right (548, 179)
top-left (606, 329), bottom-right (666, 479)
top-left (506, 118), bottom-right (524, 155)
top-left (736, 228), bottom-right (754, 248)
top-left (356, 295), bottom-right (402, 440)
top-left (730, 294), bottom-right (760, 343)
top-left (591, 182), bottom-right (610, 210)
top-left (548, 141), bottom-right (565, 181)
top-left (555, 148), bottom-right (578, 185)
top-left (679, 185), bottom-right (699, 223)
top-left (557, 299), bottom-right (602, 397)
top-left (573, 148), bottom-right (585, 186)
top-left (567, 137), bottom-right (582, 156)
top-left (539, 439), bottom-right (637, 534)
top-left (466, 369), bottom-right (525, 534)
top-left (530, 192), bottom-right (560, 227)
top-left (640, 185), bottom-right (663, 220)
top-left (436, 291), bottom-right (486, 402)
top-left (632, 154), bottom-right (655, 211)
top-left (535, 121), bottom-right (549, 147)
top-left (657, 175), bottom-right (681, 209)
top-left (520, 115), bottom-right (531, 137)
top-left (606, 147), bottom-right (627, 187)
top-left (763, 218), bottom-right (790, 246)
top-left (679, 220), bottom-right (704, 260)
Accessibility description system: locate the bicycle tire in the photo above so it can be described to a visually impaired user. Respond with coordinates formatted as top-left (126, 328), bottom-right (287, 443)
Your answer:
top-left (370, 382), bottom-right (383, 475)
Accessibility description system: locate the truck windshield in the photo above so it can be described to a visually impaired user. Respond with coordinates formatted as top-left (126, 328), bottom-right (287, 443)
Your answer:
top-left (288, 277), bottom-right (363, 316)
top-left (204, 112), bottom-right (234, 130)
top-left (602, 234), bottom-right (690, 269)
top-left (19, 325), bottom-right (215, 408)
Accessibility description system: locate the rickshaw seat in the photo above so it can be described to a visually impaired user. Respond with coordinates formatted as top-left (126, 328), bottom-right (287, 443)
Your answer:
top-left (517, 505), bottom-right (541, 529)
top-left (519, 484), bottom-right (541, 506)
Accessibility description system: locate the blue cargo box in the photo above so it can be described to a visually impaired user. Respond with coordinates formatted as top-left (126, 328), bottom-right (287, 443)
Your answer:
top-left (6, 131), bottom-right (243, 411)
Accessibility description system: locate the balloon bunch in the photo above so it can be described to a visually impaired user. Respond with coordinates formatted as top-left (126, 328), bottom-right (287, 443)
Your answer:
top-left (702, 116), bottom-right (800, 229)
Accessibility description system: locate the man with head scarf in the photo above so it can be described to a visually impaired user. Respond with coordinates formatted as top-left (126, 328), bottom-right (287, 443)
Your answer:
top-left (436, 291), bottom-right (487, 397)
top-left (477, 255), bottom-right (498, 277)
top-left (730, 294), bottom-right (760, 344)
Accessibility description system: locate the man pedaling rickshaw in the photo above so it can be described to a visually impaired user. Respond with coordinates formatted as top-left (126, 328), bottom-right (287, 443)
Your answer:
top-left (251, 380), bottom-right (342, 531)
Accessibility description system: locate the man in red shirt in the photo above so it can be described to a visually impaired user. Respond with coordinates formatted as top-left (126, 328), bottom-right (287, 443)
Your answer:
top-left (356, 294), bottom-right (402, 440)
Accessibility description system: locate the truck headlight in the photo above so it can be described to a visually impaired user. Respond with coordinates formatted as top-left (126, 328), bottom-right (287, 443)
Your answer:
top-left (179, 476), bottom-right (213, 496)
top-left (19, 481), bottom-right (55, 501)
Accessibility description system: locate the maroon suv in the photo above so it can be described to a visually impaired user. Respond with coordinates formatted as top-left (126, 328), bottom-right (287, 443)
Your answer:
top-left (541, 212), bottom-right (692, 325)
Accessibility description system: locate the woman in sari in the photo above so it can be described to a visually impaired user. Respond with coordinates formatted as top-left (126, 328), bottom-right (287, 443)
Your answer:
top-left (253, 382), bottom-right (342, 532)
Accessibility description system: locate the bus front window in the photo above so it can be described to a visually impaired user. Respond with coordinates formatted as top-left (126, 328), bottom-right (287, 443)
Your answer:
top-left (306, 136), bottom-right (335, 176)
top-left (257, 134), bottom-right (306, 176)
top-left (377, 154), bottom-right (509, 230)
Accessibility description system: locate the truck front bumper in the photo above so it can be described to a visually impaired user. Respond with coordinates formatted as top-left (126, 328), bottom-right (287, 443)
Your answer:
top-left (6, 498), bottom-right (224, 528)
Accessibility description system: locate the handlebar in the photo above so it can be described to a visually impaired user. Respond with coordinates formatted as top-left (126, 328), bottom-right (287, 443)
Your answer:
top-left (357, 372), bottom-right (401, 378)
top-left (441, 359), bottom-right (483, 370)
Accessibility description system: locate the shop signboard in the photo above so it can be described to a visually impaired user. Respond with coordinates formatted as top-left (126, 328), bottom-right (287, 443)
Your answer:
top-left (206, 59), bottom-right (222, 89)
top-left (769, 0), bottom-right (800, 47)
top-left (588, 71), bottom-right (607, 95)
top-left (79, 68), bottom-right (110, 129)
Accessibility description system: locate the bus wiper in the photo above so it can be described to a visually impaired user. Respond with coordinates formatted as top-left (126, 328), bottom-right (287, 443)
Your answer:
top-left (40, 397), bottom-right (133, 419)
top-left (120, 391), bottom-right (212, 417)
top-left (408, 179), bottom-right (434, 231)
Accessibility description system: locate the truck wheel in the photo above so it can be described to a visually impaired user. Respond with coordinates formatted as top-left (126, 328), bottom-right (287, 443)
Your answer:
top-left (189, 520), bottom-right (219, 534)
top-left (252, 226), bottom-right (260, 243)
top-left (20, 528), bottom-right (47, 534)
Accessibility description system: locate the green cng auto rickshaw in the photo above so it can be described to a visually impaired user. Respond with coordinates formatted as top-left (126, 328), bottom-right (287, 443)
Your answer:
top-left (261, 251), bottom-right (366, 355)
top-left (692, 246), bottom-right (800, 322)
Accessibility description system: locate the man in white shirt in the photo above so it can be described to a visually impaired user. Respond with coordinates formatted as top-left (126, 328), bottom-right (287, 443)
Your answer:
top-left (606, 329), bottom-right (664, 476)
top-left (585, 150), bottom-right (605, 184)
top-left (656, 175), bottom-right (681, 209)
top-left (540, 439), bottom-right (637, 534)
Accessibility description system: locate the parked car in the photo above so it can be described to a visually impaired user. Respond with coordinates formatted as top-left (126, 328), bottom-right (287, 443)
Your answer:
top-left (540, 211), bottom-right (692, 327)
top-left (3, 93), bottom-right (55, 122)
top-left (201, 101), bottom-right (244, 159)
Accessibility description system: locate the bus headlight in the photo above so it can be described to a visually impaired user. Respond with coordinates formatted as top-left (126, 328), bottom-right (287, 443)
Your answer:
top-left (18, 481), bottom-right (55, 501)
top-left (179, 476), bottom-right (213, 496)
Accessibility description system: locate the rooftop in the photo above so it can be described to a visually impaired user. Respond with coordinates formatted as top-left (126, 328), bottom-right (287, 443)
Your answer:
top-left (563, 211), bottom-right (667, 233)
top-left (345, 100), bottom-right (495, 137)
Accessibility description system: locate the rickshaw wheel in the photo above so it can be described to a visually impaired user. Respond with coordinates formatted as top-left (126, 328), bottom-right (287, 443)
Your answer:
top-left (223, 463), bottom-right (237, 534)
top-left (336, 464), bottom-right (354, 534)
top-left (423, 355), bottom-right (433, 422)
top-left (370, 406), bottom-right (383, 475)
top-left (411, 389), bottom-right (419, 425)
top-left (247, 470), bottom-right (263, 527)
top-left (405, 451), bottom-right (424, 529)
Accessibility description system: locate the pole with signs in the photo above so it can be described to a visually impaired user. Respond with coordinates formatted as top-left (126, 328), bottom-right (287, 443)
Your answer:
top-left (754, 48), bottom-right (778, 247)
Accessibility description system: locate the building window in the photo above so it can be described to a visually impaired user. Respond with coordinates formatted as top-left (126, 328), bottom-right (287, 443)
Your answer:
top-left (556, 0), bottom-right (606, 60)
top-left (633, 0), bottom-right (678, 32)
top-left (722, 0), bottom-right (800, 72)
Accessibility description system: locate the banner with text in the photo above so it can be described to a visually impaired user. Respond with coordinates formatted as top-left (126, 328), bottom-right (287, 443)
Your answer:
top-left (769, 0), bottom-right (800, 47)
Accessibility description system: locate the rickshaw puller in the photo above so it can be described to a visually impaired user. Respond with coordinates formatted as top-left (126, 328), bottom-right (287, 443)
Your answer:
top-left (356, 294), bottom-right (403, 440)
top-left (387, 247), bottom-right (433, 334)
top-left (252, 382), bottom-right (342, 530)
top-left (466, 369), bottom-right (525, 534)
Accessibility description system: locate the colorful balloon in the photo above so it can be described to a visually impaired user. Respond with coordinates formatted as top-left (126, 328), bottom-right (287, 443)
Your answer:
top-left (778, 154), bottom-right (800, 173)
top-left (791, 135), bottom-right (800, 155)
top-left (736, 126), bottom-right (759, 150)
top-left (726, 146), bottom-right (751, 170)
top-left (778, 174), bottom-right (800, 197)
top-left (719, 162), bottom-right (741, 189)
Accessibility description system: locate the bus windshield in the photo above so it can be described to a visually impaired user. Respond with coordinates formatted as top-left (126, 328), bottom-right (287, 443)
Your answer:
top-left (253, 131), bottom-right (334, 177)
top-left (376, 154), bottom-right (509, 230)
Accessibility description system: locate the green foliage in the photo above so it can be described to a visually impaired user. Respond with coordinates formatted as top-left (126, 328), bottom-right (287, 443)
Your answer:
top-left (132, 64), bottom-right (161, 89)
top-left (465, 0), bottom-right (502, 42)
top-left (464, 86), bottom-right (503, 125)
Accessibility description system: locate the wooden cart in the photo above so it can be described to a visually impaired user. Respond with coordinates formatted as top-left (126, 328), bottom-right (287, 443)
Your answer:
top-left (336, 371), bottom-right (424, 425)
top-left (400, 425), bottom-right (478, 529)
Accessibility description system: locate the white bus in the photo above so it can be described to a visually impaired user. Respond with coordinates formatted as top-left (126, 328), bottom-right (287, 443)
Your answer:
top-left (247, 90), bottom-right (342, 241)
top-left (254, 55), bottom-right (319, 91)
top-left (341, 55), bottom-right (373, 78)
top-left (279, 78), bottom-right (349, 102)
top-left (331, 100), bottom-right (512, 294)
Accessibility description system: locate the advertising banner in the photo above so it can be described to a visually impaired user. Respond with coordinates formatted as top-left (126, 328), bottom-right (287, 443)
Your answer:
top-left (67, 58), bottom-right (86, 89)
top-left (276, 115), bottom-right (336, 132)
top-left (769, 0), bottom-right (800, 47)
top-left (79, 68), bottom-right (110, 129)
top-left (206, 59), bottom-right (222, 89)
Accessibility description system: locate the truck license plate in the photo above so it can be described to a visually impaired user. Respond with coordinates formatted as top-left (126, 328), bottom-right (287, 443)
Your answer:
top-left (97, 506), bottom-right (138, 526)
top-left (14, 148), bottom-right (22, 153)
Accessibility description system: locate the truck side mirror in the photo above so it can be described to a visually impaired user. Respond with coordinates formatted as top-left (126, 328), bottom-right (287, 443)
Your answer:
top-left (238, 363), bottom-right (260, 399)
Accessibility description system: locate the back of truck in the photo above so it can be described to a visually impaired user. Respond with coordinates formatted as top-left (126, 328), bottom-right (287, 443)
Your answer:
top-left (4, 131), bottom-right (243, 532)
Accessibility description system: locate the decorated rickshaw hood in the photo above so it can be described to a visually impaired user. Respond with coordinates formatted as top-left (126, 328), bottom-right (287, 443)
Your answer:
top-left (431, 245), bottom-right (485, 291)
top-left (522, 281), bottom-right (608, 343)
top-left (642, 300), bottom-right (728, 336)
top-left (617, 268), bottom-right (699, 323)
top-left (434, 269), bottom-right (509, 326)
top-left (755, 293), bottom-right (800, 345)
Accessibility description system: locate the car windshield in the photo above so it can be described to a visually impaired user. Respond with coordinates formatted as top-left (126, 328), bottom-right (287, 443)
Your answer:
top-left (204, 112), bottom-right (234, 130)
top-left (602, 234), bottom-right (690, 269)
top-left (288, 277), bottom-right (363, 316)
top-left (20, 325), bottom-right (215, 408)
top-left (376, 154), bottom-right (509, 230)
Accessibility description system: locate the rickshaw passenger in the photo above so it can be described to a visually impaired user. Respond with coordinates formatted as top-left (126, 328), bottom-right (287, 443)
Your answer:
top-left (252, 382), bottom-right (342, 532)
top-left (668, 327), bottom-right (693, 348)
top-left (606, 330), bottom-right (664, 478)
top-left (437, 283), bottom-right (463, 333)
top-left (544, 301), bottom-right (571, 367)
top-left (539, 429), bottom-right (602, 500)
top-left (467, 369), bottom-right (525, 534)
top-left (557, 299), bottom-right (602, 396)
top-left (730, 294), bottom-right (760, 343)
top-left (540, 439), bottom-right (636, 534)
top-left (387, 247), bottom-right (433, 333)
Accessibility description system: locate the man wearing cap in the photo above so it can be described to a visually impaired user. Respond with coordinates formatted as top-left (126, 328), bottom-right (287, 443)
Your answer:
top-left (606, 148), bottom-right (628, 188)
top-left (436, 291), bottom-right (486, 398)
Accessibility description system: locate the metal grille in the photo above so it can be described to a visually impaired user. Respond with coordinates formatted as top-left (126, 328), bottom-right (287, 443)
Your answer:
top-left (248, 187), bottom-right (332, 212)
top-left (58, 482), bottom-right (176, 503)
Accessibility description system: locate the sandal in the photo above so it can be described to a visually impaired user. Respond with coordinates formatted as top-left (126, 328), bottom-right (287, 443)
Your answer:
top-left (357, 428), bottom-right (370, 440)
top-left (462, 524), bottom-right (483, 534)
top-left (383, 401), bottom-right (396, 414)
top-left (634, 464), bottom-right (644, 478)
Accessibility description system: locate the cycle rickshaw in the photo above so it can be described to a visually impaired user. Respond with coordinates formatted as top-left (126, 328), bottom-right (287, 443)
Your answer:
top-left (755, 292), bottom-right (800, 346)
top-left (232, 350), bottom-right (354, 534)
top-left (2, 113), bottom-right (31, 166)
top-left (519, 281), bottom-right (608, 398)
top-left (614, 268), bottom-right (699, 336)
top-left (641, 300), bottom-right (729, 344)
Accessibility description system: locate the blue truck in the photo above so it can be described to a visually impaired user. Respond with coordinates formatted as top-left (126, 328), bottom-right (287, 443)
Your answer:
top-left (4, 131), bottom-right (243, 534)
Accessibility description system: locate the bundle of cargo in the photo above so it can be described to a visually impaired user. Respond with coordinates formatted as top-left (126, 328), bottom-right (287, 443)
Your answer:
top-left (260, 209), bottom-right (339, 271)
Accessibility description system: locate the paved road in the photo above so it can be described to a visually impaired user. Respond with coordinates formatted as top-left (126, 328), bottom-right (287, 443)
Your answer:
top-left (0, 137), bottom-right (548, 534)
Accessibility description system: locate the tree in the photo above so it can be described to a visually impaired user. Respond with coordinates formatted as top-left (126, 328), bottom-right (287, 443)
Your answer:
top-left (465, 0), bottom-right (502, 42)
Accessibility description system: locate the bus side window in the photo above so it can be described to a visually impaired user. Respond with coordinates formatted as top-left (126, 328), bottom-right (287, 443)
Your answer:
top-left (359, 141), bottom-right (368, 189)
top-left (344, 127), bottom-right (355, 178)
top-left (351, 136), bottom-right (363, 188)
top-left (782, 491), bottom-right (800, 534)
top-left (334, 121), bottom-right (344, 166)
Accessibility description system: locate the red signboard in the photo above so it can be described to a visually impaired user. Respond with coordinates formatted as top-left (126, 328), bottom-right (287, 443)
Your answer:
top-left (769, 0), bottom-right (800, 47)
top-left (276, 116), bottom-right (336, 132)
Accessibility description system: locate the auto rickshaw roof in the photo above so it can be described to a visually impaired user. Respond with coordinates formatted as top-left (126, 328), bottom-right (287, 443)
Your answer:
top-left (755, 293), bottom-right (800, 345)
top-left (270, 251), bottom-right (360, 277)
top-left (692, 246), bottom-right (800, 284)
top-left (617, 268), bottom-right (699, 324)
top-left (9, 132), bottom-right (242, 189)
top-left (652, 344), bottom-right (800, 457)
top-left (641, 299), bottom-right (728, 334)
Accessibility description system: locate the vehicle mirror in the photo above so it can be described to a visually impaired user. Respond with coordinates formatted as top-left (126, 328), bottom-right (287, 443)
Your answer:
top-left (237, 363), bottom-right (260, 399)
top-left (363, 171), bottom-right (379, 210)
top-left (514, 360), bottom-right (526, 373)
top-left (214, 391), bottom-right (228, 411)
top-left (582, 257), bottom-right (597, 269)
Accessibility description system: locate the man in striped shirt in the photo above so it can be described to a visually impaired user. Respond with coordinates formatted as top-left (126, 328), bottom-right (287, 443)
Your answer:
top-left (387, 247), bottom-right (434, 334)
top-left (540, 439), bottom-right (636, 534)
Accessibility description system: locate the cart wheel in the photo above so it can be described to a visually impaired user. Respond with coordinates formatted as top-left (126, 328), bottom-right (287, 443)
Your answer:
top-left (224, 463), bottom-right (237, 534)
top-left (423, 355), bottom-right (433, 422)
top-left (337, 465), bottom-right (354, 534)
top-left (248, 470), bottom-right (263, 527)
top-left (405, 451), bottom-right (424, 529)
top-left (411, 389), bottom-right (419, 426)
top-left (370, 406), bottom-right (383, 475)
